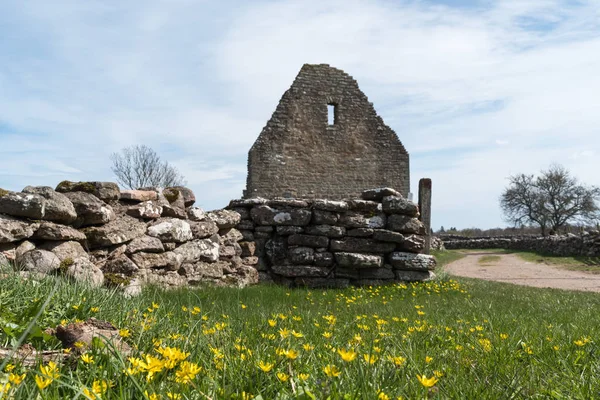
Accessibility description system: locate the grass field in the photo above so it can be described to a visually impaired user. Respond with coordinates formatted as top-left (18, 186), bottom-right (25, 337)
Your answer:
top-left (2, 253), bottom-right (600, 399)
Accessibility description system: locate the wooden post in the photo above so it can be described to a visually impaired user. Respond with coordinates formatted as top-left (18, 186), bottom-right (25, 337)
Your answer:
top-left (418, 178), bottom-right (432, 254)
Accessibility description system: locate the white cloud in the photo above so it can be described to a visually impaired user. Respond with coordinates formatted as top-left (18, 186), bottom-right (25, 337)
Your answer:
top-left (0, 0), bottom-right (599, 227)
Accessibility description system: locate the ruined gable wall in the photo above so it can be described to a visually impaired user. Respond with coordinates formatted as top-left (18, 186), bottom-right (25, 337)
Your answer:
top-left (246, 64), bottom-right (409, 199)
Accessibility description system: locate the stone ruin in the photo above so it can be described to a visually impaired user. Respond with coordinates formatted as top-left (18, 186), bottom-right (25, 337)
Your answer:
top-left (228, 187), bottom-right (435, 288)
top-left (0, 64), bottom-right (435, 291)
top-left (0, 182), bottom-right (258, 295)
top-left (245, 64), bottom-right (410, 200)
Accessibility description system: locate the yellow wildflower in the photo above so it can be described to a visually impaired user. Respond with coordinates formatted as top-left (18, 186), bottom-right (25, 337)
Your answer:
top-left (258, 361), bottom-right (274, 373)
top-left (119, 328), bottom-right (131, 338)
top-left (425, 356), bottom-right (433, 363)
top-left (167, 393), bottom-right (182, 400)
top-left (337, 348), bottom-right (357, 362)
top-left (277, 372), bottom-right (289, 382)
top-left (417, 374), bottom-right (439, 387)
top-left (363, 354), bottom-right (378, 364)
top-left (175, 361), bottom-right (202, 384)
top-left (323, 364), bottom-right (341, 377)
top-left (298, 373), bottom-right (310, 381)
top-left (268, 319), bottom-right (277, 327)
top-left (81, 354), bottom-right (94, 364)
top-left (8, 373), bottom-right (25, 385)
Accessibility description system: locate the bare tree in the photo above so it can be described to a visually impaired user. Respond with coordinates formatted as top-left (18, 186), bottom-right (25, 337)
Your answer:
top-left (110, 145), bottom-right (186, 189)
top-left (500, 164), bottom-right (599, 236)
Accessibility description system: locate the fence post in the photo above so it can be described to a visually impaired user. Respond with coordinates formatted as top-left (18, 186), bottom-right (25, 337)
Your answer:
top-left (418, 178), bottom-right (432, 254)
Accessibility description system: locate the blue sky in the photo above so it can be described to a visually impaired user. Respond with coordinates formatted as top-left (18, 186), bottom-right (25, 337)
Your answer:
top-left (1, 0), bottom-right (599, 230)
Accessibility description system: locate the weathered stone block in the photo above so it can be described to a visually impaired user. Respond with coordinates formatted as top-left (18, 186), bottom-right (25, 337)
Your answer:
top-left (22, 186), bottom-right (77, 224)
top-left (373, 229), bottom-right (405, 244)
top-left (236, 220), bottom-right (255, 230)
top-left (304, 225), bottom-right (345, 238)
top-left (362, 187), bottom-right (401, 201)
top-left (313, 200), bottom-right (348, 212)
top-left (189, 221), bottom-right (219, 239)
top-left (126, 201), bottom-right (162, 219)
top-left (276, 226), bottom-right (304, 236)
top-left (251, 205), bottom-right (312, 226)
top-left (131, 251), bottom-right (182, 271)
top-left (56, 181), bottom-right (120, 201)
top-left (387, 215), bottom-right (425, 234)
top-left (174, 239), bottom-right (220, 263)
top-left (0, 214), bottom-right (38, 243)
top-left (268, 198), bottom-right (309, 208)
top-left (0, 192), bottom-right (46, 219)
top-left (271, 265), bottom-right (330, 277)
top-left (228, 198), bottom-right (268, 208)
top-left (338, 212), bottom-right (386, 229)
top-left (239, 241), bottom-right (256, 257)
top-left (147, 218), bottom-right (193, 243)
top-left (359, 267), bottom-right (395, 280)
top-left (314, 252), bottom-right (334, 267)
top-left (120, 190), bottom-right (158, 202)
top-left (312, 210), bottom-right (338, 225)
top-left (334, 252), bottom-right (383, 268)
top-left (84, 215), bottom-right (146, 248)
top-left (288, 234), bottom-right (329, 248)
top-left (289, 247), bottom-right (315, 264)
top-left (382, 196), bottom-right (419, 217)
top-left (64, 192), bottom-right (115, 227)
top-left (389, 252), bottom-right (435, 270)
top-left (206, 209), bottom-right (241, 229)
top-left (398, 234), bottom-right (426, 253)
top-left (346, 200), bottom-right (381, 213)
top-left (347, 228), bottom-right (374, 237)
top-left (31, 221), bottom-right (86, 241)
top-left (126, 235), bottom-right (165, 254)
top-left (330, 238), bottom-right (395, 253)
top-left (394, 270), bottom-right (435, 281)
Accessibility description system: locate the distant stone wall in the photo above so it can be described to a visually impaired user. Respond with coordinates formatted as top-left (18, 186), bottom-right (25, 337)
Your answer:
top-left (0, 181), bottom-right (258, 295)
top-left (442, 234), bottom-right (600, 257)
top-left (228, 187), bottom-right (436, 288)
top-left (245, 64), bottom-right (409, 200)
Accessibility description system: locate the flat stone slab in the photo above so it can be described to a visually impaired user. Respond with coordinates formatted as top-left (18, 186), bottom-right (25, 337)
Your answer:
top-left (334, 252), bottom-right (383, 268)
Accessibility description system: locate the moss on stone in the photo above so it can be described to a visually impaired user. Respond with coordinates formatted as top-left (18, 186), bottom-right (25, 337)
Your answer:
top-left (56, 180), bottom-right (97, 194)
top-left (59, 258), bottom-right (74, 273)
top-left (104, 273), bottom-right (132, 287)
top-left (0, 188), bottom-right (9, 198)
top-left (163, 188), bottom-right (180, 203)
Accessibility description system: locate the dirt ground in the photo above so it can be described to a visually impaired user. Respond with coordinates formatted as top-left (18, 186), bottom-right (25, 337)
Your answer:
top-left (444, 251), bottom-right (600, 293)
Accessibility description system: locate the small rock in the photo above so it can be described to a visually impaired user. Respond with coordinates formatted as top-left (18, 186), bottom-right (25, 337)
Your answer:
top-left (386, 215), bottom-right (425, 234)
top-left (313, 199), bottom-right (348, 212)
top-left (206, 209), bottom-right (242, 229)
top-left (362, 187), bottom-right (401, 201)
top-left (372, 229), bottom-right (405, 244)
top-left (187, 207), bottom-right (206, 221)
top-left (288, 234), bottom-right (329, 248)
top-left (276, 226), bottom-right (304, 236)
top-left (382, 196), bottom-right (419, 217)
top-left (173, 239), bottom-right (220, 263)
top-left (251, 205), bottom-right (311, 226)
top-left (126, 235), bottom-right (165, 254)
top-left (0, 214), bottom-right (38, 243)
top-left (22, 186), bottom-right (77, 224)
top-left (63, 192), bottom-right (115, 227)
top-left (189, 221), bottom-right (219, 239)
top-left (147, 218), bottom-right (193, 243)
top-left (56, 181), bottom-right (120, 201)
top-left (330, 238), bottom-right (395, 253)
top-left (338, 212), bottom-right (386, 229)
top-left (394, 270), bottom-right (435, 281)
top-left (271, 265), bottom-right (330, 278)
top-left (119, 190), bottom-right (158, 202)
top-left (289, 247), bottom-right (315, 264)
top-left (126, 201), bottom-right (162, 219)
top-left (39, 241), bottom-right (89, 262)
top-left (17, 249), bottom-right (60, 274)
top-left (32, 221), bottom-right (87, 241)
top-left (131, 251), bottom-right (182, 271)
top-left (84, 215), bottom-right (147, 248)
top-left (389, 252), bottom-right (436, 271)
top-left (0, 192), bottom-right (46, 219)
top-left (304, 225), bottom-right (346, 238)
top-left (65, 258), bottom-right (104, 287)
top-left (169, 186), bottom-right (196, 207)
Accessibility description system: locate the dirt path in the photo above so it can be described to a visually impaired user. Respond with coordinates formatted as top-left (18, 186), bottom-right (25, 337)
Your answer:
top-left (444, 251), bottom-right (600, 292)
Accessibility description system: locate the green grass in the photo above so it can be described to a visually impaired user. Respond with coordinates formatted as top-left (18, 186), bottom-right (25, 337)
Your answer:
top-left (2, 265), bottom-right (600, 399)
top-left (477, 255), bottom-right (501, 265)
top-left (430, 250), bottom-right (466, 267)
top-left (513, 251), bottom-right (600, 273)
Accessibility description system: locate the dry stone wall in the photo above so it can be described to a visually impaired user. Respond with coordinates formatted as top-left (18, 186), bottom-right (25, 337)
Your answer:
top-left (228, 187), bottom-right (436, 288)
top-left (442, 234), bottom-right (600, 257)
top-left (0, 182), bottom-right (258, 295)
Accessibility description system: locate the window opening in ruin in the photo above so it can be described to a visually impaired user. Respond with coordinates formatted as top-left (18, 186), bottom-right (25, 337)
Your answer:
top-left (327, 103), bottom-right (337, 125)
